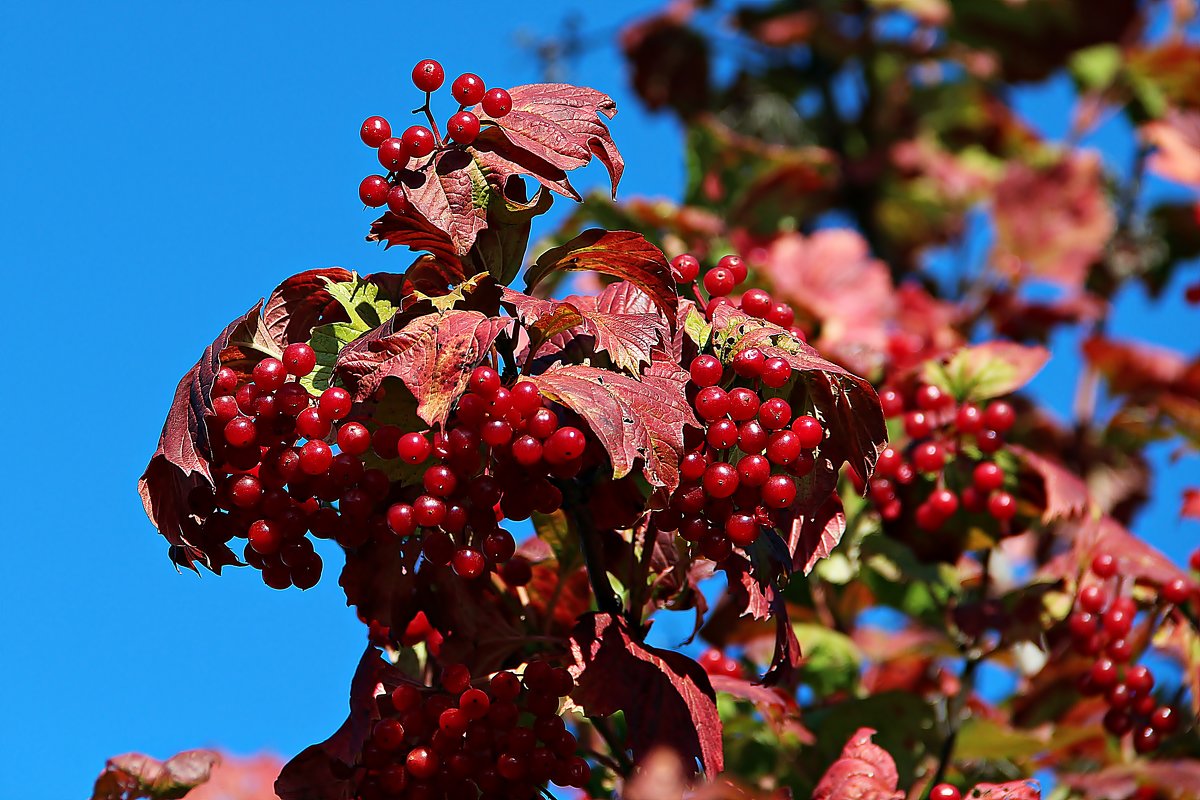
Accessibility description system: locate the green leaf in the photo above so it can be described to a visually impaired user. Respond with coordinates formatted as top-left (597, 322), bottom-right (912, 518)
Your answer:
top-left (1070, 44), bottom-right (1122, 89)
top-left (682, 304), bottom-right (712, 349)
top-left (358, 378), bottom-right (432, 487)
top-left (792, 623), bottom-right (861, 695)
top-left (302, 274), bottom-right (398, 392)
top-left (532, 510), bottom-right (582, 571)
top-left (922, 342), bottom-right (1049, 403)
top-left (956, 717), bottom-right (1095, 761)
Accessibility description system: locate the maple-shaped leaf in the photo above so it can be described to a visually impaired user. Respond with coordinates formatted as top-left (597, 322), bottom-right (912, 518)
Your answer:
top-left (276, 648), bottom-right (408, 800)
top-left (709, 304), bottom-right (887, 485)
top-left (503, 281), bottom-right (669, 372)
top-left (138, 306), bottom-right (262, 574)
top-left (262, 267), bottom-right (354, 348)
top-left (91, 749), bottom-right (220, 800)
top-left (1010, 445), bottom-right (1090, 522)
top-left (923, 342), bottom-right (1050, 403)
top-left (390, 149), bottom-right (491, 256)
top-left (970, 781), bottom-right (1042, 800)
top-left (469, 127), bottom-right (579, 200)
top-left (568, 612), bottom-right (723, 775)
top-left (812, 728), bottom-right (903, 800)
top-left (365, 209), bottom-right (467, 273)
top-left (336, 309), bottom-right (512, 426)
top-left (529, 360), bottom-right (699, 493)
top-left (525, 229), bottom-right (678, 320)
top-left (475, 83), bottom-right (623, 199)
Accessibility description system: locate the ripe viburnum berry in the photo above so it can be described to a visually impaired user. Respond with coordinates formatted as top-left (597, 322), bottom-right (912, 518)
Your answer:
top-left (672, 253), bottom-right (700, 282)
top-left (703, 267), bottom-right (736, 297)
top-left (447, 111), bottom-right (481, 145)
top-left (481, 87), bottom-right (512, 117)
top-left (358, 175), bottom-right (389, 207)
top-left (377, 137), bottom-right (407, 171)
top-left (411, 59), bottom-right (445, 92)
top-left (360, 115), bottom-right (391, 148)
top-left (402, 125), bottom-right (436, 159)
top-left (717, 254), bottom-right (747, 283)
top-left (385, 185), bottom-right (409, 215)
top-left (452, 73), bottom-right (486, 105)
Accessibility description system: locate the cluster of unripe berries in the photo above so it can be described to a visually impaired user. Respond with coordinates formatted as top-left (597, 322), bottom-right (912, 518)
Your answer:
top-left (671, 253), bottom-right (807, 339)
top-left (380, 365), bottom-right (589, 583)
top-left (653, 348), bottom-right (823, 559)
top-left (353, 660), bottom-right (590, 800)
top-left (870, 384), bottom-right (1018, 534)
top-left (358, 59), bottom-right (513, 213)
top-left (1068, 553), bottom-right (1194, 754)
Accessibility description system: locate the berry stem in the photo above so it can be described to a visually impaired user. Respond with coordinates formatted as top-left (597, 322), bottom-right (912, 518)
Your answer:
top-left (413, 92), bottom-right (445, 147)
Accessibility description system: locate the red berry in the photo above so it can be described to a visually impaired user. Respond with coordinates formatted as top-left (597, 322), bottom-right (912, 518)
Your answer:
top-left (248, 520), bottom-right (282, 555)
top-left (767, 430), bottom-right (802, 465)
top-left (373, 717), bottom-right (406, 752)
top-left (694, 386), bottom-right (730, 421)
top-left (544, 427), bottom-right (586, 464)
top-left (904, 411), bottom-right (932, 439)
top-left (385, 184), bottom-right (409, 215)
top-left (766, 302), bottom-right (794, 328)
top-left (468, 365), bottom-right (501, 397)
top-left (1068, 611), bottom-right (1097, 640)
top-left (1151, 705), bottom-right (1179, 733)
top-left (337, 422), bottom-right (371, 456)
top-left (1091, 658), bottom-right (1119, 688)
top-left (1103, 602), bottom-right (1135, 638)
top-left (737, 420), bottom-right (768, 454)
top-left (727, 388), bottom-right (760, 420)
top-left (879, 389), bottom-right (904, 417)
top-left (732, 347), bottom-right (765, 378)
top-left (1091, 552), bottom-right (1117, 579)
top-left (397, 432), bottom-right (432, 464)
top-left (672, 253), bottom-right (700, 282)
top-left (528, 408), bottom-right (558, 439)
top-left (359, 175), bottom-right (389, 207)
top-left (703, 462), bottom-right (739, 499)
top-left (1134, 726), bottom-right (1161, 754)
top-left (452, 547), bottom-right (486, 579)
top-left (387, 503), bottom-right (417, 537)
top-left (973, 462), bottom-right (1004, 493)
top-left (912, 441), bottom-right (946, 473)
top-left (930, 785), bottom-right (961, 800)
top-left (790, 415), bottom-right (823, 449)
top-left (761, 357), bottom-right (791, 388)
top-left (741, 288), bottom-right (772, 317)
top-left (223, 416), bottom-right (257, 448)
top-left (762, 475), bottom-right (797, 508)
top-left (318, 387), bottom-right (352, 421)
top-left (360, 116), bottom-right (391, 148)
top-left (447, 111), bottom-right (480, 145)
top-left (706, 419), bottom-right (739, 450)
top-left (689, 355), bottom-right (724, 387)
top-left (1191, 548), bottom-right (1200, 572)
top-left (985, 400), bottom-right (1016, 433)
top-left (377, 138), bottom-right (407, 171)
top-left (759, 397), bottom-right (792, 429)
top-left (411, 59), bottom-right (445, 92)
top-left (414, 495), bottom-right (447, 528)
top-left (1106, 638), bottom-right (1134, 663)
top-left (681, 452), bottom-right (709, 481)
top-left (1125, 664), bottom-right (1154, 694)
top-left (725, 513), bottom-right (759, 546)
top-left (737, 455), bottom-right (771, 487)
top-left (282, 343), bottom-right (317, 377)
top-left (1103, 708), bottom-right (1132, 736)
top-left (703, 268), bottom-right (736, 297)
top-left (717, 254), bottom-right (747, 283)
top-left (451, 73), bottom-right (486, 105)
top-left (915, 384), bottom-right (945, 410)
top-left (299, 440), bottom-right (333, 475)
top-left (987, 491), bottom-right (1016, 521)
top-left (402, 125), bottom-right (436, 159)
top-left (1079, 585), bottom-right (1107, 614)
top-left (955, 403), bottom-right (984, 433)
top-left (481, 88), bottom-right (512, 117)
top-left (406, 746), bottom-right (439, 780)
top-left (1162, 577), bottom-right (1192, 605)
top-left (929, 489), bottom-right (959, 517)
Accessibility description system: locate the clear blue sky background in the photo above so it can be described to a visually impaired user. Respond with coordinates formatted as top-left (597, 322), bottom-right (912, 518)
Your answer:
top-left (0, 4), bottom-right (1194, 798)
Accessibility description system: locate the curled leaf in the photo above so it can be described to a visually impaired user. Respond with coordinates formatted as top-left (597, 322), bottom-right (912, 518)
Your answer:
top-left (812, 727), bottom-right (903, 800)
top-left (923, 342), bottom-right (1050, 403)
top-left (91, 749), bottom-right (221, 800)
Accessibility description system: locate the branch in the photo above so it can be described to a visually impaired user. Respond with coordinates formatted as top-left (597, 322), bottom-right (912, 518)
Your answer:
top-left (565, 485), bottom-right (623, 617)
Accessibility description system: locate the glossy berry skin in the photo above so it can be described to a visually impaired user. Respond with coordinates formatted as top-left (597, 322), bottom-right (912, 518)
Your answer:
top-left (766, 302), bottom-right (794, 328)
top-left (1162, 577), bottom-right (1192, 605)
top-left (791, 415), bottom-right (823, 449)
top-left (402, 125), bottom-right (436, 159)
top-left (985, 400), bottom-right (1016, 432)
top-left (1091, 552), bottom-right (1117, 579)
top-left (694, 387), bottom-right (730, 421)
top-left (930, 786), bottom-right (961, 800)
top-left (973, 462), bottom-right (1004, 493)
top-left (447, 111), bottom-right (480, 145)
top-left (987, 491), bottom-right (1016, 521)
top-left (452, 547), bottom-right (486, 579)
top-left (451, 72), bottom-right (486, 105)
top-left (544, 427), bottom-right (586, 464)
top-left (385, 185), bottom-right (409, 215)
top-left (703, 267), bottom-right (736, 297)
top-left (406, 746), bottom-right (439, 780)
top-left (411, 59), bottom-right (445, 92)
top-left (481, 87), bottom-right (512, 117)
top-left (762, 475), bottom-right (797, 508)
top-left (397, 432), bottom-right (432, 464)
top-left (299, 440), bottom-right (334, 475)
top-left (702, 462), bottom-right (739, 499)
top-left (732, 348), bottom-right (765, 378)
top-left (358, 175), bottom-right (389, 207)
top-left (318, 387), bottom-right (352, 421)
top-left (761, 357), bottom-right (791, 388)
top-left (717, 254), bottom-right (747, 283)
top-left (689, 355), bottom-right (724, 387)
top-left (672, 253), bottom-right (700, 282)
top-left (282, 342), bottom-right (317, 377)
top-left (377, 138), bottom-right (407, 171)
top-left (741, 288), bottom-right (771, 317)
top-left (469, 365), bottom-right (501, 397)
top-left (360, 116), bottom-right (392, 148)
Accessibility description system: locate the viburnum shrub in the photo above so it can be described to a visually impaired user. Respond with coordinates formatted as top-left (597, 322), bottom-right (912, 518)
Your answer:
top-left (123, 4), bottom-right (1200, 796)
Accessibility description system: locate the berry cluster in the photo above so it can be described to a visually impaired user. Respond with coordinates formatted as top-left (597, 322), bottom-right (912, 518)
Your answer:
top-left (1068, 554), bottom-right (1193, 754)
top-left (380, 366), bottom-right (587, 582)
top-left (671, 253), bottom-right (808, 340)
top-left (358, 59), bottom-right (513, 213)
top-left (354, 661), bottom-right (589, 800)
top-left (869, 384), bottom-right (1018, 535)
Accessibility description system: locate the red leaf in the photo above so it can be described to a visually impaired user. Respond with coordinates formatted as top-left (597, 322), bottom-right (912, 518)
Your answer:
top-left (1063, 761), bottom-right (1200, 800)
top-left (336, 310), bottom-right (512, 427)
top-left (1081, 335), bottom-right (1189, 395)
top-left (1042, 516), bottom-right (1192, 589)
top-left (568, 612), bottom-right (723, 775)
top-left (477, 83), bottom-right (623, 199)
top-left (1010, 445), bottom-right (1090, 522)
top-left (525, 229), bottom-right (678, 320)
top-left (365, 209), bottom-right (468, 273)
top-left (1183, 488), bottom-right (1200, 519)
top-left (391, 150), bottom-right (489, 256)
top-left (812, 728), bottom-right (903, 800)
top-left (530, 360), bottom-right (699, 493)
top-left (92, 749), bottom-right (221, 800)
top-left (276, 648), bottom-right (405, 800)
top-left (262, 267), bottom-right (354, 348)
top-left (186, 754), bottom-right (283, 800)
top-left (787, 490), bottom-right (848, 575)
top-left (138, 305), bottom-right (263, 573)
top-left (469, 127), bottom-right (580, 200)
top-left (971, 781), bottom-right (1042, 800)
top-left (503, 282), bottom-right (670, 372)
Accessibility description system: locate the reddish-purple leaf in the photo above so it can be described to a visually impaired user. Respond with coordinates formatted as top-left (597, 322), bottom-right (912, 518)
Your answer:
top-left (568, 612), bottom-right (723, 775)
top-left (812, 728), bottom-right (903, 800)
top-left (1042, 516), bottom-right (1192, 589)
top-left (1062, 760), bottom-right (1200, 800)
top-left (138, 305), bottom-right (262, 573)
top-left (476, 83), bottom-right (623, 198)
top-left (366, 209), bottom-right (467, 273)
top-left (91, 749), bottom-right (221, 800)
top-left (525, 229), bottom-right (678, 320)
top-left (787, 490), bottom-right (848, 575)
top-left (390, 150), bottom-right (489, 256)
top-left (530, 360), bottom-right (699, 492)
top-left (1010, 445), bottom-right (1090, 522)
top-left (970, 781), bottom-right (1042, 800)
top-left (336, 310), bottom-right (512, 427)
top-left (262, 267), bottom-right (354, 347)
top-left (469, 127), bottom-right (580, 200)
top-left (503, 282), bottom-right (669, 372)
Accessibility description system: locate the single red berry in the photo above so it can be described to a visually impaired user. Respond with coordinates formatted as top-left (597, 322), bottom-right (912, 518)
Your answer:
top-left (468, 365), bottom-right (501, 398)
top-left (1103, 602), bottom-right (1135, 638)
top-left (766, 430), bottom-right (802, 465)
top-left (414, 494), bottom-right (447, 528)
top-left (987, 490), bottom-right (1016, 521)
top-left (694, 386), bottom-right (730, 420)
top-left (717, 254), bottom-right (747, 283)
top-left (955, 403), bottom-right (984, 433)
top-left (930, 785), bottom-right (961, 800)
top-left (248, 519), bottom-right (282, 555)
top-left (447, 111), bottom-right (480, 145)
top-left (725, 513), bottom-right (759, 547)
top-left (1091, 552), bottom-right (1118, 579)
top-left (879, 388), bottom-right (904, 417)
top-left (1133, 726), bottom-right (1161, 754)
top-left (703, 268), bottom-right (736, 297)
top-left (282, 342), bottom-right (317, 377)
top-left (395, 432), bottom-right (431, 464)
top-left (360, 116), bottom-right (391, 148)
top-left (252, 357), bottom-right (286, 391)
top-left (759, 397), bottom-right (792, 429)
top-left (672, 253), bottom-right (700, 282)
top-left (1091, 658), bottom-right (1119, 689)
top-left (1079, 585), bottom-right (1108, 614)
top-left (1151, 705), bottom-right (1179, 733)
top-left (299, 440), bottom-right (334, 475)
top-left (737, 420), bottom-right (768, 454)
top-left (451, 73), bottom-right (486, 105)
top-left (373, 717), bottom-right (406, 752)
top-left (973, 462), bottom-right (1004, 493)
top-left (296, 407), bottom-right (331, 440)
top-left (1068, 611), bottom-right (1097, 640)
top-left (528, 408), bottom-right (559, 439)
top-left (706, 419), bottom-right (739, 450)
top-left (452, 547), bottom-right (486, 579)
top-left (411, 59), bottom-right (445, 92)
top-left (727, 388), bottom-right (761, 421)
top-left (1125, 664), bottom-right (1154, 694)
top-left (703, 462), bottom-right (739, 499)
top-left (359, 175), bottom-right (390, 207)
top-left (913, 441), bottom-right (946, 473)
top-left (915, 384), bottom-right (945, 410)
top-left (336, 421), bottom-right (371, 456)
top-left (1162, 577), bottom-right (1193, 605)
top-left (681, 452), bottom-right (709, 481)
top-left (766, 302), bottom-right (795, 328)
top-left (762, 474), bottom-right (797, 508)
top-left (741, 288), bottom-right (772, 317)
top-left (761, 357), bottom-right (791, 388)
top-left (401, 125), bottom-right (436, 159)
top-left (929, 489), bottom-right (959, 517)
top-left (689, 355), bottom-right (724, 387)
top-left (387, 503), bottom-right (417, 537)
top-left (511, 434), bottom-right (543, 466)
top-left (377, 138), bottom-right (407, 171)
top-left (385, 184), bottom-right (409, 215)
top-left (481, 87), bottom-right (512, 117)
top-left (1106, 638), bottom-right (1134, 663)
top-left (544, 427), bottom-right (586, 464)
top-left (790, 415), bottom-right (823, 449)
top-left (1103, 707), bottom-right (1133, 736)
top-left (406, 745), bottom-right (439, 780)
top-left (317, 387), bottom-right (352, 421)
top-left (737, 454), bottom-right (771, 487)
top-left (732, 347), bottom-right (765, 378)
top-left (223, 416), bottom-right (257, 448)
top-left (904, 411), bottom-right (932, 439)
top-left (985, 400), bottom-right (1016, 433)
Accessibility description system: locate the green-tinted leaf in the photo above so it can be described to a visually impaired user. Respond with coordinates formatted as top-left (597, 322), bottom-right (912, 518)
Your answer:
top-left (793, 623), bottom-right (862, 696)
top-left (923, 342), bottom-right (1050, 402)
top-left (1070, 44), bottom-right (1122, 89)
top-left (302, 275), bottom-right (399, 393)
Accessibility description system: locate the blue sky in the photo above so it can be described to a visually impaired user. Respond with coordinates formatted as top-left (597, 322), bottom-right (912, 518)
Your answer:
top-left (0, 3), bottom-right (1195, 798)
